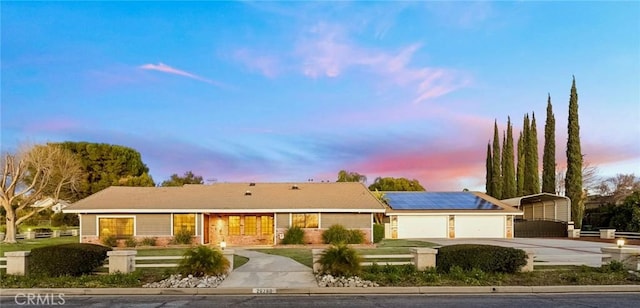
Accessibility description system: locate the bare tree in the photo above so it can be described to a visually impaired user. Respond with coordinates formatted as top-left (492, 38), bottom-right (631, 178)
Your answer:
top-left (555, 160), bottom-right (600, 197)
top-left (595, 173), bottom-right (640, 205)
top-left (1, 144), bottom-right (82, 243)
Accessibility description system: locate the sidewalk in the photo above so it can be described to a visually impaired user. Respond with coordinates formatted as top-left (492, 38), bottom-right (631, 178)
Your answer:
top-left (217, 249), bottom-right (317, 288)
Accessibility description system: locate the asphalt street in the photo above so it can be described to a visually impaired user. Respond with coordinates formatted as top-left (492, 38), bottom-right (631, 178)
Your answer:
top-left (2, 293), bottom-right (640, 308)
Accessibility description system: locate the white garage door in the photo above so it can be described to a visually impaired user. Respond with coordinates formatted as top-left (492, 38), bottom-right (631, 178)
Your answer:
top-left (397, 216), bottom-right (448, 238)
top-left (455, 216), bottom-right (505, 238)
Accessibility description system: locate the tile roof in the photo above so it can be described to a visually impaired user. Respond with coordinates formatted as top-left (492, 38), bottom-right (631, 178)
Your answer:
top-left (64, 182), bottom-right (387, 213)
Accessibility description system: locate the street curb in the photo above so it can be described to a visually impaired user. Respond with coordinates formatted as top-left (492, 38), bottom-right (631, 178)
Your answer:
top-left (1, 285), bottom-right (639, 296)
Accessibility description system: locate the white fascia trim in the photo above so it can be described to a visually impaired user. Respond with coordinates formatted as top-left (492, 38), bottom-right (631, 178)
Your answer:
top-left (66, 208), bottom-right (386, 214)
top-left (389, 212), bottom-right (523, 216)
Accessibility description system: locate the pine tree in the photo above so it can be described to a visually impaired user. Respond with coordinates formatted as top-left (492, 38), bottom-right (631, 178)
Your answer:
top-left (516, 132), bottom-right (525, 196)
top-left (566, 76), bottom-right (584, 228)
top-left (486, 143), bottom-right (493, 196)
top-left (525, 113), bottom-right (540, 194)
top-left (491, 120), bottom-right (502, 199)
top-left (502, 117), bottom-right (516, 198)
top-left (542, 94), bottom-right (556, 194)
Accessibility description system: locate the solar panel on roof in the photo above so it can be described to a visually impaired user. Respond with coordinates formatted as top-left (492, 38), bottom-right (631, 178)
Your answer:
top-left (384, 192), bottom-right (502, 210)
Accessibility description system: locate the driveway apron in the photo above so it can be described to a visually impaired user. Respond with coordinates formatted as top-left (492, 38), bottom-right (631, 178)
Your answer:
top-left (218, 250), bottom-right (317, 288)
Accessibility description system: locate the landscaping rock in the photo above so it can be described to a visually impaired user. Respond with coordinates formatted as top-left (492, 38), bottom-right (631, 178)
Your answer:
top-left (315, 274), bottom-right (379, 288)
top-left (143, 274), bottom-right (226, 288)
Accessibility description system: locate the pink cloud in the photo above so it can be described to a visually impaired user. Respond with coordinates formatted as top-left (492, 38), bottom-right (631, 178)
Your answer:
top-left (295, 23), bottom-right (470, 102)
top-left (233, 49), bottom-right (280, 78)
top-left (139, 63), bottom-right (226, 87)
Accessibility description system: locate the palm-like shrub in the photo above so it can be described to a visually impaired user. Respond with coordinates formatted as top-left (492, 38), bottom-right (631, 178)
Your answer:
top-left (178, 245), bottom-right (229, 277)
top-left (316, 244), bottom-right (362, 276)
top-left (282, 226), bottom-right (305, 244)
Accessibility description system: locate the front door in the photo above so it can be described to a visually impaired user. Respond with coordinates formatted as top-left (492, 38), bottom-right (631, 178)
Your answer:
top-left (209, 216), bottom-right (227, 245)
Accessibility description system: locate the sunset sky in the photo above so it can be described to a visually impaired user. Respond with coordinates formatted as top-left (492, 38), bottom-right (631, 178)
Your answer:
top-left (2, 1), bottom-right (639, 191)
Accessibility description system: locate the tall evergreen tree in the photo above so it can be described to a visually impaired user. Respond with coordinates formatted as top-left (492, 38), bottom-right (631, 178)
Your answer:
top-left (542, 94), bottom-right (556, 194)
top-left (516, 132), bottom-right (525, 196)
top-left (491, 120), bottom-right (502, 199)
top-left (522, 114), bottom-right (532, 195)
top-left (502, 117), bottom-right (516, 198)
top-left (525, 113), bottom-right (540, 194)
top-left (486, 143), bottom-right (493, 196)
top-left (566, 76), bottom-right (584, 228)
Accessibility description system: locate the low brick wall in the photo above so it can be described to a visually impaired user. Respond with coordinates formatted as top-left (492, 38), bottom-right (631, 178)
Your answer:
top-left (275, 228), bottom-right (372, 245)
top-left (81, 236), bottom-right (202, 247)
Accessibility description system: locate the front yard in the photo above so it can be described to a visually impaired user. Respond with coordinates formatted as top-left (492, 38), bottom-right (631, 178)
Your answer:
top-left (1, 238), bottom-right (639, 288)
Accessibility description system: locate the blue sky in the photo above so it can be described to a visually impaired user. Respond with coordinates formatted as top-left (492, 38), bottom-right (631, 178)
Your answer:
top-left (2, 1), bottom-right (639, 191)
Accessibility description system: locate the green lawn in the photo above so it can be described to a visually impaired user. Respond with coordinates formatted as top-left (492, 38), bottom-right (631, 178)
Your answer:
top-left (0, 236), bottom-right (79, 255)
top-left (253, 248), bottom-right (313, 268)
top-left (252, 239), bottom-right (438, 268)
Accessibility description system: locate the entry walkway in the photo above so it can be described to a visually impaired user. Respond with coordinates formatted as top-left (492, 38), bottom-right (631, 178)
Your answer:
top-left (218, 250), bottom-right (317, 288)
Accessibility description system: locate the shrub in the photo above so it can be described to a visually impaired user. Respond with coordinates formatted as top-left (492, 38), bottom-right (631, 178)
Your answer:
top-left (322, 225), bottom-right (365, 244)
top-left (316, 244), bottom-right (362, 276)
top-left (124, 236), bottom-right (137, 247)
top-left (601, 260), bottom-right (625, 273)
top-left (140, 237), bottom-right (157, 246)
top-left (347, 229), bottom-right (365, 244)
top-left (282, 226), bottom-right (305, 245)
top-left (373, 223), bottom-right (385, 243)
top-left (30, 243), bottom-right (112, 276)
top-left (32, 228), bottom-right (53, 233)
top-left (436, 244), bottom-right (527, 274)
top-left (172, 228), bottom-right (194, 245)
top-left (101, 235), bottom-right (118, 247)
top-left (178, 245), bottom-right (229, 277)
top-left (322, 225), bottom-right (350, 244)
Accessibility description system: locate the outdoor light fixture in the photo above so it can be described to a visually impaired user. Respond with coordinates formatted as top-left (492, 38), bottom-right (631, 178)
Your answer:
top-left (617, 239), bottom-right (625, 248)
top-left (220, 240), bottom-right (227, 250)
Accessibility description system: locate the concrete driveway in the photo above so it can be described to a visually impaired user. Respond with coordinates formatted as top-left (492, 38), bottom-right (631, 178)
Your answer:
top-left (419, 238), bottom-right (639, 267)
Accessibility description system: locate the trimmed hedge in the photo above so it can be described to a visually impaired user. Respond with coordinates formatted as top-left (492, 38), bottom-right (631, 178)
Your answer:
top-left (436, 244), bottom-right (527, 274)
top-left (30, 243), bottom-right (112, 277)
top-left (373, 224), bottom-right (384, 243)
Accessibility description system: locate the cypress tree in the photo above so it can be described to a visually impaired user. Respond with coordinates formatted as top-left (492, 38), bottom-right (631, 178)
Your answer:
top-left (516, 132), bottom-right (525, 196)
top-left (486, 143), bottom-right (493, 196)
top-left (502, 117), bottom-right (516, 198)
top-left (525, 113), bottom-right (540, 194)
top-left (522, 114), bottom-right (532, 195)
top-left (491, 120), bottom-right (502, 199)
top-left (542, 94), bottom-right (556, 194)
top-left (566, 76), bottom-right (584, 228)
